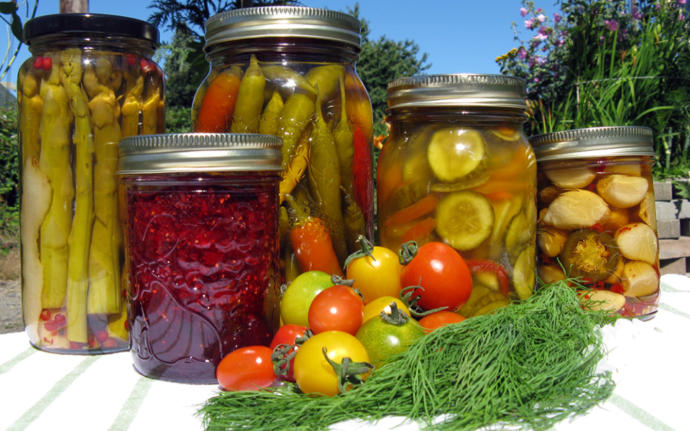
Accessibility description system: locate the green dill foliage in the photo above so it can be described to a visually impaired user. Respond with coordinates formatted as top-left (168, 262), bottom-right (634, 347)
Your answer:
top-left (199, 283), bottom-right (616, 431)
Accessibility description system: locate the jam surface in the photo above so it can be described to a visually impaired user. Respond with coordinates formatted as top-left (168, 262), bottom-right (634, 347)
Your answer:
top-left (125, 174), bottom-right (280, 383)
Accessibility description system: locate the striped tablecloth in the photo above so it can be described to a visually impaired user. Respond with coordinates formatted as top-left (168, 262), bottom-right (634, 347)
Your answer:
top-left (1, 274), bottom-right (689, 431)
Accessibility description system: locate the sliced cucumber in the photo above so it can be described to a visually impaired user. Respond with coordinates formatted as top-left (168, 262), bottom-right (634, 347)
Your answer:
top-left (427, 127), bottom-right (486, 182)
top-left (505, 213), bottom-right (532, 259)
top-left (513, 246), bottom-right (535, 300)
top-left (435, 191), bottom-right (494, 251)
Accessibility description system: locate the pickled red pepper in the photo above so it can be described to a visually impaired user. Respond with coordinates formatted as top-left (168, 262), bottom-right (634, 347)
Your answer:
top-left (195, 68), bottom-right (241, 132)
top-left (353, 126), bottom-right (374, 235)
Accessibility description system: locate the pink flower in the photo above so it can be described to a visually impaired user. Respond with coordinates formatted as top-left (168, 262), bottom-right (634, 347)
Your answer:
top-left (678, 0), bottom-right (686, 4)
top-left (554, 12), bottom-right (562, 23)
top-left (525, 18), bottom-right (535, 29)
top-left (538, 26), bottom-right (550, 36)
top-left (605, 19), bottom-right (618, 32)
top-left (631, 7), bottom-right (642, 20)
top-left (534, 33), bottom-right (549, 41)
top-left (520, 7), bottom-right (528, 17)
top-left (536, 56), bottom-right (546, 66)
top-left (537, 13), bottom-right (546, 23)
top-left (518, 47), bottom-right (528, 60)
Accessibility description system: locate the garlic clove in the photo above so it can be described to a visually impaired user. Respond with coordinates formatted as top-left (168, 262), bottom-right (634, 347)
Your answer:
top-left (615, 222), bottom-right (658, 265)
top-left (542, 190), bottom-right (610, 230)
top-left (579, 289), bottom-right (626, 312)
top-left (537, 226), bottom-right (568, 257)
top-left (537, 264), bottom-right (565, 284)
top-left (638, 191), bottom-right (657, 230)
top-left (621, 261), bottom-right (659, 297)
top-left (596, 174), bottom-right (649, 208)
top-left (545, 166), bottom-right (596, 189)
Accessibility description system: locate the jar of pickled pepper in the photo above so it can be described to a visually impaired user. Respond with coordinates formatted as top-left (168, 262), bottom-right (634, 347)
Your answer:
top-left (119, 133), bottom-right (282, 383)
top-left (19, 14), bottom-right (164, 353)
top-left (194, 6), bottom-right (374, 281)
top-left (380, 75), bottom-right (537, 316)
top-left (530, 127), bottom-right (660, 319)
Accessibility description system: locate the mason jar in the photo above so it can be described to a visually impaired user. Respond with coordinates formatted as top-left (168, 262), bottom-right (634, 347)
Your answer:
top-left (119, 133), bottom-right (282, 383)
top-left (194, 6), bottom-right (374, 281)
top-left (531, 126), bottom-right (659, 319)
top-left (380, 74), bottom-right (537, 317)
top-left (19, 13), bottom-right (164, 353)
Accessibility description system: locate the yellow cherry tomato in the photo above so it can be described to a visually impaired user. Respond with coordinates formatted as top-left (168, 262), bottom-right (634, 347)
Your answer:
top-left (346, 245), bottom-right (402, 304)
top-left (293, 330), bottom-right (370, 396)
top-left (362, 296), bottom-right (410, 323)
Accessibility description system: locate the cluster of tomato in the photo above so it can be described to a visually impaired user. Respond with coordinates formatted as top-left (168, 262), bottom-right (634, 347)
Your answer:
top-left (215, 240), bottom-right (474, 396)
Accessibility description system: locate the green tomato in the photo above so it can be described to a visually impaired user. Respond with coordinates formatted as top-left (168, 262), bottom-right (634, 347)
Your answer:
top-left (280, 270), bottom-right (334, 326)
top-left (355, 313), bottom-right (426, 368)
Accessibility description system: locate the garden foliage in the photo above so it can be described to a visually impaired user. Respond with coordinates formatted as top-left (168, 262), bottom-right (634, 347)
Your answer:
top-left (497, 0), bottom-right (690, 177)
top-left (0, 108), bottom-right (18, 239)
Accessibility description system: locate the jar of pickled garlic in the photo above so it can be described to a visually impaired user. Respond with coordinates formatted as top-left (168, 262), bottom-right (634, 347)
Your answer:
top-left (119, 133), bottom-right (282, 383)
top-left (530, 126), bottom-right (659, 319)
top-left (380, 74), bottom-right (537, 316)
top-left (194, 6), bottom-right (374, 281)
top-left (19, 13), bottom-right (164, 353)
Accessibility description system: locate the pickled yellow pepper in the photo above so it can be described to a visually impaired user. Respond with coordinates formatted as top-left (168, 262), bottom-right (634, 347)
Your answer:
top-left (308, 90), bottom-right (347, 262)
top-left (333, 76), bottom-right (354, 197)
top-left (60, 48), bottom-right (95, 343)
top-left (259, 90), bottom-right (284, 135)
top-left (18, 69), bottom-right (43, 164)
top-left (38, 56), bottom-right (74, 310)
top-left (231, 55), bottom-right (266, 133)
top-left (121, 67), bottom-right (144, 137)
top-left (278, 92), bottom-right (314, 170)
top-left (305, 64), bottom-right (344, 102)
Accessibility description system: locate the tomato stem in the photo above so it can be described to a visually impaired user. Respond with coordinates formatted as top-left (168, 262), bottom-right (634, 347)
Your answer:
top-left (398, 241), bottom-right (419, 265)
top-left (322, 347), bottom-right (373, 394)
top-left (343, 234), bottom-right (376, 269)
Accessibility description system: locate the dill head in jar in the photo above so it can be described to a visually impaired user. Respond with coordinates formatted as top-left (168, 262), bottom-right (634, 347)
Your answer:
top-left (531, 126), bottom-right (660, 319)
top-left (382, 74), bottom-right (537, 314)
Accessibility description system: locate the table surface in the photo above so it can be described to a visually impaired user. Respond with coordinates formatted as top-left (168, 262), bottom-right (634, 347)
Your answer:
top-left (1, 274), bottom-right (689, 431)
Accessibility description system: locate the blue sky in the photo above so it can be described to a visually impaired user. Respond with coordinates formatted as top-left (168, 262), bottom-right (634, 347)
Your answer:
top-left (1, 0), bottom-right (556, 89)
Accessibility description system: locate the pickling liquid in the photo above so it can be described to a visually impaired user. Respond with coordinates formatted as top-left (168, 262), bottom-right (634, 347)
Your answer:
top-left (124, 175), bottom-right (280, 383)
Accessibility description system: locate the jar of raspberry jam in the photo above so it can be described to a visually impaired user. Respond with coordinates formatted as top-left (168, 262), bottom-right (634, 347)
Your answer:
top-left (119, 133), bottom-right (282, 383)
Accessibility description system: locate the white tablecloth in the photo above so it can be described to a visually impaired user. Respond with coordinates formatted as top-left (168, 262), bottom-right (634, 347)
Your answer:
top-left (1, 274), bottom-right (689, 431)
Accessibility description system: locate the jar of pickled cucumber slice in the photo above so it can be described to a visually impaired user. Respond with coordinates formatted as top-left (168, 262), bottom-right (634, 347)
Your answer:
top-left (194, 7), bottom-right (374, 283)
top-left (381, 74), bottom-right (537, 316)
top-left (531, 126), bottom-right (660, 319)
top-left (19, 13), bottom-right (164, 354)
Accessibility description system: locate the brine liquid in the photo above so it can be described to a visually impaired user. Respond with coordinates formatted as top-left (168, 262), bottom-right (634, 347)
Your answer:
top-left (124, 175), bottom-right (280, 383)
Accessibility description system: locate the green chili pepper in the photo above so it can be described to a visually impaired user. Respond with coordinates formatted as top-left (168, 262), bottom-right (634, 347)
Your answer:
top-left (308, 89), bottom-right (347, 263)
top-left (231, 55), bottom-right (266, 133)
top-left (261, 65), bottom-right (316, 96)
top-left (306, 64), bottom-right (345, 102)
top-left (333, 76), bottom-right (354, 197)
top-left (278, 92), bottom-right (314, 170)
top-left (259, 90), bottom-right (284, 135)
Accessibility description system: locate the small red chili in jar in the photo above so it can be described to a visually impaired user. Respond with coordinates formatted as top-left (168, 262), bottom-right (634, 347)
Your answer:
top-left (119, 133), bottom-right (282, 383)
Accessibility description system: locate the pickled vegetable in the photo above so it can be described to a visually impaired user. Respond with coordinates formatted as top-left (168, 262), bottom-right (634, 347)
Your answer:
top-left (435, 191), bottom-right (494, 251)
top-left (427, 128), bottom-right (486, 182)
top-left (560, 230), bottom-right (619, 282)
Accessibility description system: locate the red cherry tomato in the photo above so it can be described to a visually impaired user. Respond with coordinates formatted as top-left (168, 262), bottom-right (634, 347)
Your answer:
top-left (400, 242), bottom-right (473, 311)
top-left (216, 346), bottom-right (276, 391)
top-left (418, 311), bottom-right (466, 333)
top-left (269, 324), bottom-right (308, 382)
top-left (308, 285), bottom-right (363, 335)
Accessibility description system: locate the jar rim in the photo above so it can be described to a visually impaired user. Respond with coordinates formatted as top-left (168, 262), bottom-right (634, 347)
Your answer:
top-left (530, 126), bottom-right (655, 161)
top-left (119, 133), bottom-right (283, 175)
top-left (24, 13), bottom-right (159, 47)
top-left (204, 6), bottom-right (360, 51)
top-left (387, 74), bottom-right (527, 110)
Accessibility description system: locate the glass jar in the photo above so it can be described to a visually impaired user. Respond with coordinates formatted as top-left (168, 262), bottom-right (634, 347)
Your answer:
top-left (119, 133), bottom-right (282, 383)
top-left (194, 6), bottom-right (374, 280)
top-left (530, 127), bottom-right (659, 319)
top-left (19, 13), bottom-right (164, 353)
top-left (380, 74), bottom-right (537, 316)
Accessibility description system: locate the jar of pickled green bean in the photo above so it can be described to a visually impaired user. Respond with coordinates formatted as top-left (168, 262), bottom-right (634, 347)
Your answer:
top-left (194, 6), bottom-right (374, 283)
top-left (18, 13), bottom-right (164, 353)
top-left (380, 74), bottom-right (537, 316)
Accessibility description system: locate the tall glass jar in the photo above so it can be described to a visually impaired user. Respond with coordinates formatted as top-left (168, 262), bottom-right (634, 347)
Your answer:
top-left (380, 75), bottom-right (537, 316)
top-left (194, 6), bottom-right (374, 282)
top-left (18, 13), bottom-right (164, 353)
top-left (530, 127), bottom-right (659, 319)
top-left (119, 133), bottom-right (282, 383)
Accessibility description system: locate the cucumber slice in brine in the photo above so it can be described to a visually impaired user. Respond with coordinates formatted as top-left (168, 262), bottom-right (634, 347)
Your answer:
top-left (427, 128), bottom-right (486, 182)
top-left (435, 191), bottom-right (494, 251)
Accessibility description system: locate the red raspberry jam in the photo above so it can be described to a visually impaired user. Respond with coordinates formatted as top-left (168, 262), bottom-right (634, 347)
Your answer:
top-left (123, 173), bottom-right (280, 383)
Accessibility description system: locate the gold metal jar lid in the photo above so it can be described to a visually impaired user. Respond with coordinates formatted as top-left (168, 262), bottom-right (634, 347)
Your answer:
top-left (205, 6), bottom-right (361, 51)
top-left (530, 126), bottom-right (655, 162)
top-left (119, 133), bottom-right (282, 175)
top-left (387, 74), bottom-right (527, 110)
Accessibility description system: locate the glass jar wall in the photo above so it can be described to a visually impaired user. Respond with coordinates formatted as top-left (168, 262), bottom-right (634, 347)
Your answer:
top-left (19, 13), bottom-right (164, 353)
top-left (531, 127), bottom-right (660, 319)
top-left (380, 75), bottom-right (537, 316)
top-left (194, 7), bottom-right (374, 281)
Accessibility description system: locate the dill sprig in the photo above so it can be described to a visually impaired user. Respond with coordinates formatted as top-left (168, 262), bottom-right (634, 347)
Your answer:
top-left (199, 282), bottom-right (616, 431)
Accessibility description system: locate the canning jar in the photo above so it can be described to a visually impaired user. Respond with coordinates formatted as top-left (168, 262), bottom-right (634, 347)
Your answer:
top-left (194, 6), bottom-right (374, 281)
top-left (530, 126), bottom-right (659, 319)
top-left (119, 133), bottom-right (282, 383)
top-left (19, 13), bottom-right (164, 353)
top-left (380, 74), bottom-right (537, 316)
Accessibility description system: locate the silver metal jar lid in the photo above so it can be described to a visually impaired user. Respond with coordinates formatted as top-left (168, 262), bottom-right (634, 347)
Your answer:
top-left (119, 133), bottom-right (282, 175)
top-left (205, 6), bottom-right (361, 51)
top-left (530, 126), bottom-right (655, 162)
top-left (387, 74), bottom-right (527, 110)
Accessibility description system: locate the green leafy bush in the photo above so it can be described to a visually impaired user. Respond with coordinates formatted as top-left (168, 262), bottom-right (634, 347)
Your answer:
top-left (0, 108), bottom-right (19, 240)
top-left (497, 0), bottom-right (690, 178)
